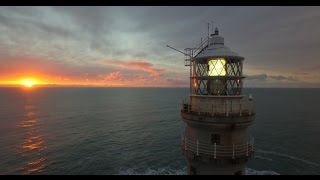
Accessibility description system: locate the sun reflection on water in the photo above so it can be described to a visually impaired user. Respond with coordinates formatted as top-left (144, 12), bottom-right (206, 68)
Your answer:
top-left (16, 101), bottom-right (47, 174)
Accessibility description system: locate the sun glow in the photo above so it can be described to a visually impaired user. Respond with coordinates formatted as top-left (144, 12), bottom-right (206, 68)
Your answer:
top-left (22, 79), bottom-right (36, 87)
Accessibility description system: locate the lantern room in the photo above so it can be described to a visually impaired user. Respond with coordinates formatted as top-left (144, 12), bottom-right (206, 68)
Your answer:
top-left (191, 28), bottom-right (245, 96)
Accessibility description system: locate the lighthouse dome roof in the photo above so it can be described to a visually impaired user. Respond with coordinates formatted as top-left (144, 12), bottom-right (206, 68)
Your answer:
top-left (195, 28), bottom-right (244, 60)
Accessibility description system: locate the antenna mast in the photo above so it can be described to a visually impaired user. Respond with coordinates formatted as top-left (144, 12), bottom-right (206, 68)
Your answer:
top-left (166, 45), bottom-right (190, 57)
top-left (212, 20), bottom-right (214, 34)
top-left (207, 23), bottom-right (210, 46)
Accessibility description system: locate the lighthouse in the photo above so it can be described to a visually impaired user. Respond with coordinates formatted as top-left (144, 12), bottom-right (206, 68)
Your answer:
top-left (180, 28), bottom-right (255, 175)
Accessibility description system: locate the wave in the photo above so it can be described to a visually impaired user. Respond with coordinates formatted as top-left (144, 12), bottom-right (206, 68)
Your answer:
top-left (118, 166), bottom-right (187, 175)
top-left (118, 166), bottom-right (279, 175)
top-left (255, 155), bottom-right (273, 161)
top-left (246, 168), bottom-right (279, 175)
top-left (256, 149), bottom-right (320, 167)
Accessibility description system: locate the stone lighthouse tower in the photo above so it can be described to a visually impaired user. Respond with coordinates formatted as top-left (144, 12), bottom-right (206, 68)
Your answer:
top-left (180, 28), bottom-right (255, 175)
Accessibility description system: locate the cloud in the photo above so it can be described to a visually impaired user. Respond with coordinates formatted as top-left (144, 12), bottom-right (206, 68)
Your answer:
top-left (166, 78), bottom-right (189, 87)
top-left (269, 75), bottom-right (297, 81)
top-left (245, 74), bottom-right (268, 81)
top-left (101, 60), bottom-right (165, 78)
top-left (0, 10), bottom-right (77, 40)
top-left (0, 54), bottom-right (182, 87)
top-left (246, 74), bottom-right (297, 82)
top-left (50, 6), bottom-right (115, 36)
top-left (96, 71), bottom-right (172, 87)
top-left (101, 71), bottom-right (123, 81)
top-left (1, 7), bottom-right (320, 87)
top-left (300, 64), bottom-right (320, 71)
top-left (0, 55), bottom-right (115, 83)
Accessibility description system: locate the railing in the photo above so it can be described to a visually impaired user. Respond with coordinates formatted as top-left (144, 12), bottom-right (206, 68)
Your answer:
top-left (184, 48), bottom-right (192, 66)
top-left (184, 37), bottom-right (210, 66)
top-left (193, 37), bottom-right (209, 57)
top-left (182, 137), bottom-right (254, 159)
top-left (181, 100), bottom-right (255, 117)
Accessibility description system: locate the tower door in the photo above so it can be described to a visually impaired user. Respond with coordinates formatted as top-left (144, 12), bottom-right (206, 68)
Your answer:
top-left (190, 165), bottom-right (197, 175)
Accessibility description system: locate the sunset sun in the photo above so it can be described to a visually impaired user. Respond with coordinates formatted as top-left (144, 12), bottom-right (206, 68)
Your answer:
top-left (22, 80), bottom-right (35, 87)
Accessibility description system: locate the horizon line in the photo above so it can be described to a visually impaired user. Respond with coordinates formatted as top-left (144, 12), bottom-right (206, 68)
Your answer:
top-left (0, 85), bottom-right (319, 89)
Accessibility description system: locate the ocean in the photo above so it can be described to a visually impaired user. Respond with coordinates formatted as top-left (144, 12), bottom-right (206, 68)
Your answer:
top-left (0, 87), bottom-right (319, 175)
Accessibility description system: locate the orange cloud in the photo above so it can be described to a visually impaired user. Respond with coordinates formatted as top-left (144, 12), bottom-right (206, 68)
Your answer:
top-left (97, 72), bottom-right (147, 87)
top-left (101, 60), bottom-right (165, 78)
top-left (0, 56), bottom-right (188, 87)
top-left (102, 71), bottom-right (123, 81)
top-left (95, 71), bottom-right (188, 87)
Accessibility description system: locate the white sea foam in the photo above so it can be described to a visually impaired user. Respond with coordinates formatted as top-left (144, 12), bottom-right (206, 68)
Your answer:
top-left (118, 166), bottom-right (187, 175)
top-left (256, 149), bottom-right (320, 167)
top-left (246, 168), bottom-right (280, 175)
top-left (118, 166), bottom-right (279, 175)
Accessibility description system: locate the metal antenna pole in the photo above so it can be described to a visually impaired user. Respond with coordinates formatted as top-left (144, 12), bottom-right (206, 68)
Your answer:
top-left (212, 20), bottom-right (213, 34)
top-left (166, 45), bottom-right (190, 57)
top-left (207, 23), bottom-right (210, 46)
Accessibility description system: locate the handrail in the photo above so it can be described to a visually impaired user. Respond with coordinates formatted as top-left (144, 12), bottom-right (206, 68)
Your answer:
top-left (182, 137), bottom-right (254, 159)
top-left (181, 99), bottom-right (255, 117)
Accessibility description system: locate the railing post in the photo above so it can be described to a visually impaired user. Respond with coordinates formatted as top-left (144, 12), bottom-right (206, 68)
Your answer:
top-left (198, 99), bottom-right (200, 113)
top-left (239, 101), bottom-right (242, 116)
top-left (181, 101), bottom-right (183, 112)
top-left (225, 100), bottom-right (229, 116)
top-left (214, 143), bottom-right (216, 159)
top-left (252, 101), bottom-right (255, 114)
top-left (232, 144), bottom-right (235, 159)
top-left (197, 140), bottom-right (199, 156)
top-left (212, 104), bottom-right (214, 116)
top-left (252, 138), bottom-right (254, 151)
top-left (246, 141), bottom-right (249, 156)
top-left (224, 100), bottom-right (226, 115)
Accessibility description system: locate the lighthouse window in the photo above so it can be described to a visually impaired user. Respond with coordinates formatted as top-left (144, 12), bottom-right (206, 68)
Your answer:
top-left (208, 79), bottom-right (226, 95)
top-left (211, 134), bottom-right (220, 145)
top-left (208, 58), bottom-right (226, 76)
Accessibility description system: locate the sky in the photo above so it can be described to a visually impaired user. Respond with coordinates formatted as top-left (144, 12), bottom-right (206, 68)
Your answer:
top-left (0, 6), bottom-right (320, 88)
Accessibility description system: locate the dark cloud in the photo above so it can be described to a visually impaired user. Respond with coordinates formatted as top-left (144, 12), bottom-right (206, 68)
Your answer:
top-left (246, 74), bottom-right (297, 82)
top-left (51, 6), bottom-right (116, 36)
top-left (269, 75), bottom-right (297, 82)
top-left (301, 64), bottom-right (320, 71)
top-left (246, 74), bottom-right (268, 81)
top-left (0, 12), bottom-right (77, 40)
top-left (166, 78), bottom-right (188, 86)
